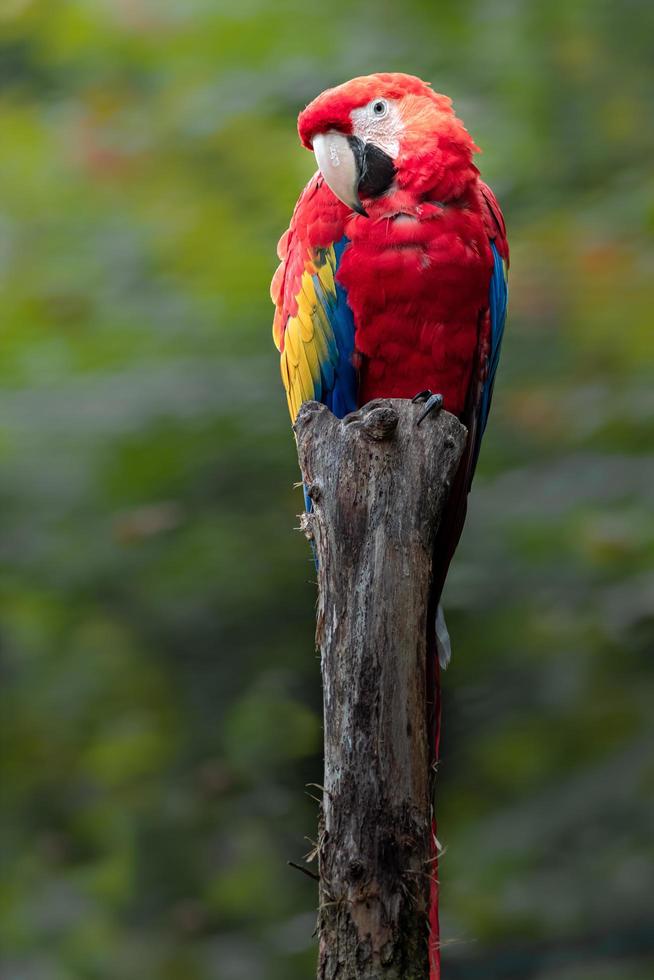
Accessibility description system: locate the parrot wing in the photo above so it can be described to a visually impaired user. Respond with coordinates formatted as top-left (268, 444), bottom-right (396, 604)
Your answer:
top-left (460, 181), bottom-right (509, 491)
top-left (271, 173), bottom-right (358, 421)
top-left (432, 181), bottom-right (509, 603)
top-left (476, 182), bottom-right (509, 457)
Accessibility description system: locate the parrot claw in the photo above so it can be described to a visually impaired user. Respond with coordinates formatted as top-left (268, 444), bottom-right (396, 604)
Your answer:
top-left (411, 389), bottom-right (444, 425)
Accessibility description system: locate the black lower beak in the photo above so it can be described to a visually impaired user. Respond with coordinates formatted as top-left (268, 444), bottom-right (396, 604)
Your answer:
top-left (347, 136), bottom-right (397, 204)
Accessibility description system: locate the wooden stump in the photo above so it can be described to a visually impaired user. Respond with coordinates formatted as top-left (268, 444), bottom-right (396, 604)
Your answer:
top-left (294, 398), bottom-right (467, 980)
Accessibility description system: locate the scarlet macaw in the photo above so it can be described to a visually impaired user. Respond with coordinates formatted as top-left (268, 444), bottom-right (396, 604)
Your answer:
top-left (271, 72), bottom-right (508, 978)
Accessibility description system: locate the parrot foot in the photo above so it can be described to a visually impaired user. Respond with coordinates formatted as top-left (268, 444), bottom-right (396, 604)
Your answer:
top-left (411, 389), bottom-right (444, 426)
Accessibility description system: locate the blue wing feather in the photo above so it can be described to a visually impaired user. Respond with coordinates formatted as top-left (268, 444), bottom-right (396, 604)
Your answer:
top-left (480, 240), bottom-right (508, 436)
top-left (463, 240), bottom-right (509, 486)
top-left (313, 236), bottom-right (358, 419)
top-left (301, 237), bottom-right (357, 527)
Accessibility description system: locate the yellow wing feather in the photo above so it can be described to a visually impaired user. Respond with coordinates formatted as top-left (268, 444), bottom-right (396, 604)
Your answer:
top-left (277, 245), bottom-right (341, 422)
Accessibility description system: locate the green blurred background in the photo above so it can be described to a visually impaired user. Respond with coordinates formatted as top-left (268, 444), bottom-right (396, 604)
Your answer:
top-left (0, 1), bottom-right (653, 978)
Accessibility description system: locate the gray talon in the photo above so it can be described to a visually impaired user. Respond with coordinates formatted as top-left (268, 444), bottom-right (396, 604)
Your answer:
top-left (412, 390), bottom-right (444, 425)
top-left (411, 389), bottom-right (432, 404)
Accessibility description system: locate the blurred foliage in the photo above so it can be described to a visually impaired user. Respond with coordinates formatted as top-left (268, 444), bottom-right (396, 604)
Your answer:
top-left (0, 1), bottom-right (652, 978)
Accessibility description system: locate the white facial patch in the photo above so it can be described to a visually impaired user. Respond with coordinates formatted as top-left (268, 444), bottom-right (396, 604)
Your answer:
top-left (350, 99), bottom-right (403, 158)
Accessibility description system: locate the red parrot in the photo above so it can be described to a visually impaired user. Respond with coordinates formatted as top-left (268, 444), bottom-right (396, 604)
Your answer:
top-left (271, 72), bottom-right (508, 978)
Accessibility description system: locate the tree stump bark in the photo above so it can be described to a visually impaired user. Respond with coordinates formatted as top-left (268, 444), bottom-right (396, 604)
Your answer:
top-left (294, 398), bottom-right (467, 980)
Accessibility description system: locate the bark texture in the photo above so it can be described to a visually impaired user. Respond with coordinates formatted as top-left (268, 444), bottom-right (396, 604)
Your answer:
top-left (294, 398), bottom-right (467, 980)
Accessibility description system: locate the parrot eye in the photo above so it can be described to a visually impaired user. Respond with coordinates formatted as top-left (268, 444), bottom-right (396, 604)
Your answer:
top-left (371, 99), bottom-right (388, 118)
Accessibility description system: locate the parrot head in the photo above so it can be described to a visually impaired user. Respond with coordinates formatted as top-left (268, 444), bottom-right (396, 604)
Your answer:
top-left (298, 72), bottom-right (479, 216)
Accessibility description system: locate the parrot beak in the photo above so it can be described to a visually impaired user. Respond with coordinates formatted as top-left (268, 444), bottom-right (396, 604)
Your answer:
top-left (312, 131), bottom-right (368, 217)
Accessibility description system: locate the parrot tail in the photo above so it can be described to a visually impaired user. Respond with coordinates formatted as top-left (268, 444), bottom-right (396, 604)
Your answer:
top-left (427, 642), bottom-right (442, 980)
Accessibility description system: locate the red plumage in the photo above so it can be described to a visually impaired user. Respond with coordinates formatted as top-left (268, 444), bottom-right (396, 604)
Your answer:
top-left (339, 186), bottom-right (492, 414)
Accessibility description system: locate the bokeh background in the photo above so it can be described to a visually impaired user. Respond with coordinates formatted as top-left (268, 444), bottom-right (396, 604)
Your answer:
top-left (0, 1), bottom-right (653, 978)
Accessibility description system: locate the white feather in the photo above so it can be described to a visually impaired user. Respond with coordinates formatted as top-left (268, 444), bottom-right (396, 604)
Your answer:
top-left (436, 604), bottom-right (452, 670)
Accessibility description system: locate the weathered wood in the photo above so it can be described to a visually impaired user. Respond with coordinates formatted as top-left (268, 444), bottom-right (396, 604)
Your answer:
top-left (294, 398), bottom-right (467, 980)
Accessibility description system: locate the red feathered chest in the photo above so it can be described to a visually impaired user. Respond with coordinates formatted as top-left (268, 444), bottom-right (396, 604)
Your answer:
top-left (337, 188), bottom-right (493, 416)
